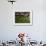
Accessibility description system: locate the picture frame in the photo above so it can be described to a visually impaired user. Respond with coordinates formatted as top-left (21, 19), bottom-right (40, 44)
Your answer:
top-left (13, 10), bottom-right (32, 26)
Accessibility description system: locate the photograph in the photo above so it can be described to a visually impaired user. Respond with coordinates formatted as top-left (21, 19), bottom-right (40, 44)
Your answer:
top-left (14, 10), bottom-right (32, 25)
top-left (15, 12), bottom-right (30, 23)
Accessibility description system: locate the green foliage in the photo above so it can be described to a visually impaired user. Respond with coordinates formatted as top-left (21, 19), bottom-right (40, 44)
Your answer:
top-left (15, 15), bottom-right (30, 23)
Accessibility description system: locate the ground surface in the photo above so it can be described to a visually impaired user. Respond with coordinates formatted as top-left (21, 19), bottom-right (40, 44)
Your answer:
top-left (15, 15), bottom-right (30, 23)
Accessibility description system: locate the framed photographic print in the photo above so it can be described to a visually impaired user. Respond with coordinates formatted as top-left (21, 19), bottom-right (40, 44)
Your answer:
top-left (14, 10), bottom-right (32, 25)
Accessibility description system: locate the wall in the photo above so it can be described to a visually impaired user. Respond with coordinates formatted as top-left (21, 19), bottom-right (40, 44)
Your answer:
top-left (0, 0), bottom-right (46, 42)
